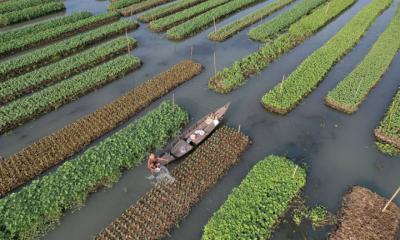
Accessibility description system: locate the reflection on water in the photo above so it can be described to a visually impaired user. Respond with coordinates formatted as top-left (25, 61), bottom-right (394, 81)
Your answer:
top-left (0, 0), bottom-right (399, 239)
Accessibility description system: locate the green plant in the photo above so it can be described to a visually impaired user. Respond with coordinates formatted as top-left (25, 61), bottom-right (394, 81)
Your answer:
top-left (248, 0), bottom-right (328, 42)
top-left (138, 0), bottom-right (206, 22)
top-left (202, 155), bottom-right (306, 239)
top-left (0, 55), bottom-right (142, 134)
top-left (325, 6), bottom-right (400, 114)
top-left (0, 101), bottom-right (188, 240)
top-left (0, 37), bottom-right (136, 104)
top-left (261, 0), bottom-right (392, 114)
top-left (166, 0), bottom-right (265, 40)
top-left (0, 0), bottom-right (57, 14)
top-left (149, 0), bottom-right (230, 32)
top-left (208, 0), bottom-right (355, 93)
top-left (108, 0), bottom-right (143, 10)
top-left (208, 0), bottom-right (295, 41)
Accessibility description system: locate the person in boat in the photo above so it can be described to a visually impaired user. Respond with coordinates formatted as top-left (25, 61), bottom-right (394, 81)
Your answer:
top-left (147, 153), bottom-right (168, 174)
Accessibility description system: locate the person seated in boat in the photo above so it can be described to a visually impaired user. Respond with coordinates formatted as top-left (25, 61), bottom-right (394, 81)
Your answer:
top-left (147, 153), bottom-right (168, 173)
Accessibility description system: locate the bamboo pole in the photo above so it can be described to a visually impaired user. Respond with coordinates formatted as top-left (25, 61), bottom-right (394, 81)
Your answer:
top-left (292, 166), bottom-right (298, 178)
top-left (382, 186), bottom-right (400, 212)
top-left (190, 46), bottom-right (193, 60)
top-left (238, 124), bottom-right (241, 133)
top-left (213, 16), bottom-right (216, 32)
top-left (213, 52), bottom-right (217, 75)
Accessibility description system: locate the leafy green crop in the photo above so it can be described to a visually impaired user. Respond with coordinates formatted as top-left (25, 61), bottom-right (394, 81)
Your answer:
top-left (0, 2), bottom-right (65, 27)
top-left (0, 37), bottom-right (136, 104)
top-left (0, 19), bottom-right (139, 81)
top-left (208, 0), bottom-right (355, 93)
top-left (0, 0), bottom-right (56, 14)
top-left (248, 0), bottom-right (328, 42)
top-left (0, 12), bottom-right (92, 43)
top-left (325, 5), bottom-right (400, 114)
top-left (108, 0), bottom-right (143, 10)
top-left (149, 0), bottom-right (230, 32)
top-left (0, 12), bottom-right (119, 57)
top-left (0, 101), bottom-right (188, 240)
top-left (118, 0), bottom-right (175, 16)
top-left (166, 0), bottom-right (265, 40)
top-left (208, 0), bottom-right (295, 41)
top-left (0, 55), bottom-right (142, 134)
top-left (375, 88), bottom-right (400, 156)
top-left (261, 0), bottom-right (391, 114)
top-left (138, 0), bottom-right (206, 22)
top-left (202, 155), bottom-right (306, 239)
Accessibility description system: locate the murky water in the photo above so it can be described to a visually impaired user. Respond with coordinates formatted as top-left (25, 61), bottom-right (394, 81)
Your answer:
top-left (0, 0), bottom-right (399, 239)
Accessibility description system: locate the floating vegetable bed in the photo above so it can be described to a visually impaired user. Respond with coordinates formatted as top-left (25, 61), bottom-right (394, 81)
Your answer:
top-left (166, 0), bottom-right (267, 40)
top-left (0, 12), bottom-right (92, 43)
top-left (374, 88), bottom-right (400, 156)
top-left (248, 0), bottom-right (328, 42)
top-left (0, 1), bottom-right (65, 27)
top-left (0, 0), bottom-right (56, 14)
top-left (0, 101), bottom-right (188, 240)
top-left (0, 60), bottom-right (202, 197)
top-left (325, 5), bottom-right (400, 114)
top-left (0, 19), bottom-right (139, 81)
top-left (329, 186), bottom-right (400, 240)
top-left (118, 0), bottom-right (175, 16)
top-left (0, 37), bottom-right (136, 105)
top-left (96, 126), bottom-right (251, 240)
top-left (209, 0), bottom-right (355, 93)
top-left (208, 0), bottom-right (295, 42)
top-left (202, 155), bottom-right (306, 239)
top-left (0, 55), bottom-right (142, 134)
top-left (149, 0), bottom-right (230, 32)
top-left (0, 12), bottom-right (120, 58)
top-left (138, 0), bottom-right (206, 23)
top-left (108, 0), bottom-right (144, 10)
top-left (261, 0), bottom-right (391, 115)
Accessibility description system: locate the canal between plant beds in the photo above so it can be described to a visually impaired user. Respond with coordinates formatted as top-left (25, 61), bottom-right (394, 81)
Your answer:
top-left (0, 0), bottom-right (399, 239)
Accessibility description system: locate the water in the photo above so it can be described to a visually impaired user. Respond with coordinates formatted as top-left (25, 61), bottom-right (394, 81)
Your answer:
top-left (0, 0), bottom-right (399, 239)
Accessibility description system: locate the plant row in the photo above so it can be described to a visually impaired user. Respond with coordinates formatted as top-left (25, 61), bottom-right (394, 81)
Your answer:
top-left (0, 101), bottom-right (189, 240)
top-left (166, 0), bottom-right (265, 40)
top-left (0, 12), bottom-right (120, 58)
top-left (208, 0), bottom-right (355, 93)
top-left (138, 0), bottom-right (206, 23)
top-left (248, 0), bottom-right (328, 42)
top-left (208, 0), bottom-right (295, 42)
top-left (261, 0), bottom-right (392, 115)
top-left (96, 126), bottom-right (251, 240)
top-left (203, 155), bottom-right (306, 239)
top-left (0, 60), bottom-right (202, 197)
top-left (108, 0), bottom-right (143, 10)
top-left (149, 0), bottom-right (230, 32)
top-left (0, 12), bottom-right (92, 43)
top-left (0, 19), bottom-right (139, 81)
top-left (0, 0), bottom-right (56, 14)
top-left (0, 55), bottom-right (142, 135)
top-left (0, 37), bottom-right (136, 105)
top-left (0, 1), bottom-right (65, 27)
top-left (325, 6), bottom-right (400, 114)
top-left (374, 88), bottom-right (400, 155)
top-left (118, 0), bottom-right (174, 16)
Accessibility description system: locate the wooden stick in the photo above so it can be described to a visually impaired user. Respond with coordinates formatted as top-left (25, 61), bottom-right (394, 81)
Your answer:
top-left (125, 28), bottom-right (130, 54)
top-left (292, 166), bottom-right (298, 178)
top-left (213, 52), bottom-right (217, 75)
top-left (190, 46), bottom-right (193, 60)
top-left (172, 93), bottom-right (175, 105)
top-left (382, 186), bottom-right (400, 212)
top-left (213, 16), bottom-right (216, 32)
top-left (238, 124), bottom-right (241, 133)
top-left (325, 2), bottom-right (330, 14)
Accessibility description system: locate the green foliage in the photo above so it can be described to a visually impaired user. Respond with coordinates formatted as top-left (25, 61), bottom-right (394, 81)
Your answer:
top-left (149, 0), bottom-right (230, 32)
top-left (208, 0), bottom-right (355, 93)
top-left (0, 19), bottom-right (139, 81)
top-left (326, 6), bottom-right (400, 114)
top-left (208, 0), bottom-right (295, 41)
top-left (0, 12), bottom-right (92, 43)
top-left (0, 101), bottom-right (188, 240)
top-left (376, 141), bottom-right (400, 157)
top-left (307, 205), bottom-right (336, 228)
top-left (138, 0), bottom-right (205, 23)
top-left (0, 0), bottom-right (56, 14)
top-left (0, 12), bottom-right (119, 56)
top-left (108, 0), bottom-right (143, 10)
top-left (0, 37), bottom-right (136, 104)
top-left (0, 55), bottom-right (141, 134)
top-left (0, 2), bottom-right (65, 27)
top-left (248, 0), bottom-right (328, 42)
top-left (166, 0), bottom-right (265, 40)
top-left (202, 155), bottom-right (306, 239)
top-left (261, 0), bottom-right (392, 114)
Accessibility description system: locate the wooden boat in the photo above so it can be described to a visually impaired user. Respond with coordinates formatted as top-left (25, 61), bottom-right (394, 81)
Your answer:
top-left (159, 102), bottom-right (230, 165)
